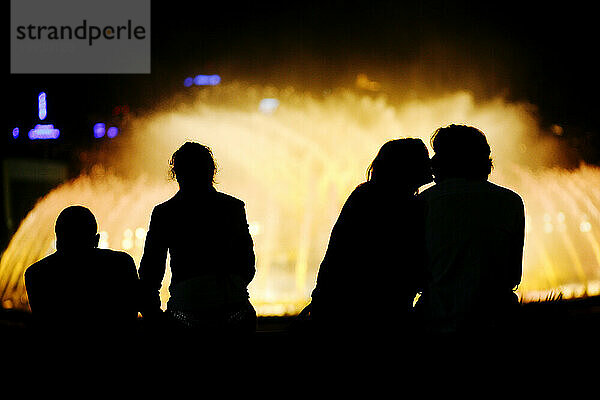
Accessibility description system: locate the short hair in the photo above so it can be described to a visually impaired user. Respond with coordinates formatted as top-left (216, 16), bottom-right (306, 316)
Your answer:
top-left (169, 142), bottom-right (217, 187)
top-left (430, 124), bottom-right (493, 180)
top-left (55, 206), bottom-right (98, 249)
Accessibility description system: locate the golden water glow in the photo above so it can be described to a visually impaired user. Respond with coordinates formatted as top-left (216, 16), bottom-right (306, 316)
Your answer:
top-left (1, 82), bottom-right (599, 315)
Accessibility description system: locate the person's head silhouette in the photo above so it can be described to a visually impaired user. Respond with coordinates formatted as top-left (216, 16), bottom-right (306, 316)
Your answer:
top-left (55, 205), bottom-right (99, 252)
top-left (170, 142), bottom-right (217, 191)
top-left (367, 138), bottom-right (432, 193)
top-left (430, 124), bottom-right (493, 182)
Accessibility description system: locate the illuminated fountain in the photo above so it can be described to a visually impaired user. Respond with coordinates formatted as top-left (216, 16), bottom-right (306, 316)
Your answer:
top-left (497, 165), bottom-right (600, 300)
top-left (1, 82), bottom-right (599, 315)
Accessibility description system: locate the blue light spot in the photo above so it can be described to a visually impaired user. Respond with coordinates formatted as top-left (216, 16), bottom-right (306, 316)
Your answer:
top-left (93, 123), bottom-right (106, 138)
top-left (193, 74), bottom-right (221, 86)
top-left (259, 98), bottom-right (280, 114)
top-left (183, 77), bottom-right (194, 87)
top-left (194, 75), bottom-right (208, 85)
top-left (38, 92), bottom-right (47, 121)
top-left (107, 127), bottom-right (118, 138)
top-left (28, 124), bottom-right (60, 140)
top-left (12, 127), bottom-right (19, 139)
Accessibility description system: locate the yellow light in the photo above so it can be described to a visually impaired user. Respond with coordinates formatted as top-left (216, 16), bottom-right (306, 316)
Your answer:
top-left (248, 222), bottom-right (261, 236)
top-left (122, 238), bottom-right (133, 250)
top-left (574, 284), bottom-right (586, 298)
top-left (98, 230), bottom-right (109, 249)
top-left (588, 281), bottom-right (600, 296)
top-left (135, 227), bottom-right (146, 239)
top-left (355, 73), bottom-right (381, 91)
top-left (561, 285), bottom-right (574, 299)
top-left (2, 83), bottom-right (600, 314)
top-left (580, 221), bottom-right (592, 233)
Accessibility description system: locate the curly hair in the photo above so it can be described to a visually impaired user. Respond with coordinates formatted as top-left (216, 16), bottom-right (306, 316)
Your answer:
top-left (169, 142), bottom-right (217, 187)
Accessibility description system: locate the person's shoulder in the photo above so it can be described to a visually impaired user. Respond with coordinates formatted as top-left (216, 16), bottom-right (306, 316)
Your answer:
top-left (339, 182), bottom-right (369, 205)
top-left (93, 248), bottom-right (135, 264)
top-left (94, 248), bottom-right (133, 259)
top-left (353, 182), bottom-right (371, 194)
top-left (149, 195), bottom-right (179, 219)
top-left (485, 181), bottom-right (524, 205)
top-left (348, 182), bottom-right (373, 200)
top-left (215, 191), bottom-right (245, 208)
top-left (337, 183), bottom-right (376, 213)
top-left (25, 253), bottom-right (58, 279)
top-left (155, 195), bottom-right (177, 211)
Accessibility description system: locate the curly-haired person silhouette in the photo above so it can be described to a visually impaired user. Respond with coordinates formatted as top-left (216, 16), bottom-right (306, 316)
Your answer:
top-left (418, 124), bottom-right (525, 336)
top-left (138, 142), bottom-right (256, 336)
top-left (309, 138), bottom-right (433, 341)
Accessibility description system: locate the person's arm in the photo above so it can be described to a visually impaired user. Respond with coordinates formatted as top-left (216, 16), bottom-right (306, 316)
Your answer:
top-left (24, 267), bottom-right (39, 313)
top-left (311, 188), bottom-right (363, 311)
top-left (230, 203), bottom-right (255, 285)
top-left (138, 207), bottom-right (168, 318)
top-left (509, 197), bottom-right (526, 290)
top-left (411, 200), bottom-right (428, 295)
top-left (24, 265), bottom-right (52, 320)
top-left (120, 252), bottom-right (141, 321)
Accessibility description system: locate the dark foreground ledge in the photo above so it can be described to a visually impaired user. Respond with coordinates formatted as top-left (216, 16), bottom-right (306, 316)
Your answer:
top-left (2, 295), bottom-right (599, 343)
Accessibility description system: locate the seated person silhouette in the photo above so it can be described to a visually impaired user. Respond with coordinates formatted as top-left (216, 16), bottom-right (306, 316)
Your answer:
top-left (24, 205), bottom-right (139, 332)
top-left (138, 142), bottom-right (256, 336)
top-left (309, 138), bottom-right (433, 339)
top-left (418, 124), bottom-right (525, 335)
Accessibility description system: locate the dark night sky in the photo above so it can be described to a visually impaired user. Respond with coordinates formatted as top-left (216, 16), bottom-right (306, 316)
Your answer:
top-left (152, 1), bottom-right (599, 127)
top-left (6, 0), bottom-right (600, 158)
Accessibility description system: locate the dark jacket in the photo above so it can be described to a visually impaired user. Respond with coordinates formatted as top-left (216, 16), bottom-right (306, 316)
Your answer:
top-left (418, 178), bottom-right (525, 333)
top-left (24, 248), bottom-right (139, 328)
top-left (310, 182), bottom-right (426, 330)
top-left (138, 188), bottom-right (255, 315)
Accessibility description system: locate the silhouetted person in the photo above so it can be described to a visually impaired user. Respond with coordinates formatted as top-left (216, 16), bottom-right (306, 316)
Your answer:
top-left (418, 124), bottom-right (525, 336)
top-left (24, 206), bottom-right (139, 332)
top-left (309, 138), bottom-right (433, 341)
top-left (138, 142), bottom-right (256, 336)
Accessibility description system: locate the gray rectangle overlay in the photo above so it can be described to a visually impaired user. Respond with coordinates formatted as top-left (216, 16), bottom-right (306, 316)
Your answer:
top-left (11, 0), bottom-right (151, 74)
